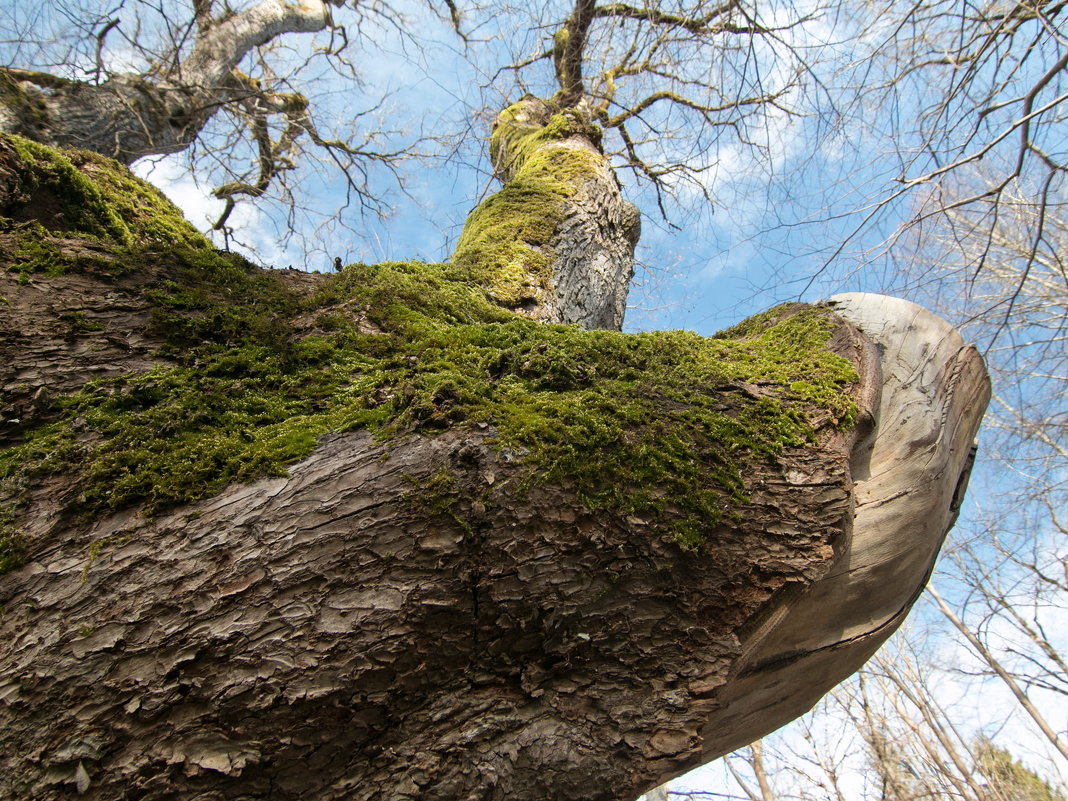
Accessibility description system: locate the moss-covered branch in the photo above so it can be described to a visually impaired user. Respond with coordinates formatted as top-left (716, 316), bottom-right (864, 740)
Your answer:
top-left (0, 127), bottom-right (990, 801)
top-left (0, 135), bottom-right (859, 570)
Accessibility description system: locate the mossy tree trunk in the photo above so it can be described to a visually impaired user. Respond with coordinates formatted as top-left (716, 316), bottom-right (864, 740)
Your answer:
top-left (0, 136), bottom-right (989, 800)
top-left (452, 96), bottom-right (639, 330)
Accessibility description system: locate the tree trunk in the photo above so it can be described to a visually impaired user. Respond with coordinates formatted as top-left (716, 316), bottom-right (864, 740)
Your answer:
top-left (0, 127), bottom-right (989, 800)
top-left (452, 96), bottom-right (639, 329)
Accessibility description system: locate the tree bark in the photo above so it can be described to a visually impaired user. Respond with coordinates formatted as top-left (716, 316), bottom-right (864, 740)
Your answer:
top-left (0, 257), bottom-right (860, 799)
top-left (0, 134), bottom-right (990, 799)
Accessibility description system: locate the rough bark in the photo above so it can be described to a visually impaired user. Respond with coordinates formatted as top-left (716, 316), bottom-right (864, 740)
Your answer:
top-left (0, 276), bottom-right (988, 800)
top-left (0, 137), bottom-right (990, 800)
top-left (0, 0), bottom-right (330, 163)
top-left (0, 258), bottom-right (860, 800)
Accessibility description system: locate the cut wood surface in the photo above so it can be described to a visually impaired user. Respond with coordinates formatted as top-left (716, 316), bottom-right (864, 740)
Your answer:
top-left (0, 288), bottom-right (989, 800)
top-left (688, 293), bottom-right (991, 771)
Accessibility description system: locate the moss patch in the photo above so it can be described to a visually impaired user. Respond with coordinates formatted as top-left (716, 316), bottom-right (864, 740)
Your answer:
top-left (0, 72), bottom-right (49, 135)
top-left (1, 133), bottom-right (209, 279)
top-left (0, 252), bottom-right (858, 557)
top-left (488, 104), bottom-right (602, 177)
top-left (452, 104), bottom-right (602, 307)
top-left (0, 138), bottom-right (860, 571)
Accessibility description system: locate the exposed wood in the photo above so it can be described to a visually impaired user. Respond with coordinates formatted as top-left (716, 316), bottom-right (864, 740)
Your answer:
top-left (676, 293), bottom-right (991, 776)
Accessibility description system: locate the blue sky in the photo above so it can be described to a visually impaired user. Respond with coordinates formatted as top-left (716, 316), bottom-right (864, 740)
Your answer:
top-left (100, 2), bottom-right (860, 326)
top-left (123, 0), bottom-right (990, 337)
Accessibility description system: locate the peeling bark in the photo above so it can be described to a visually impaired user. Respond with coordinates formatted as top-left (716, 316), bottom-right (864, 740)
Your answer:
top-left (0, 262), bottom-right (988, 800)
top-left (0, 423), bottom-right (853, 800)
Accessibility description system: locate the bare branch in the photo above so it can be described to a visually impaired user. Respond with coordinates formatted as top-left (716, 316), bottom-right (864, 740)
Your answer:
top-left (594, 1), bottom-right (767, 36)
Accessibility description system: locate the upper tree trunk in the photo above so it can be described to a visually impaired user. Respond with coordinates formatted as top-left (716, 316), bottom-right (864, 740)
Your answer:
top-left (0, 129), bottom-right (989, 800)
top-left (452, 96), bottom-right (639, 329)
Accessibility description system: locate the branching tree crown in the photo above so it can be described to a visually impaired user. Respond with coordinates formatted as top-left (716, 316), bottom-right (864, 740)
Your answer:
top-left (0, 0), bottom-right (439, 246)
top-left (478, 0), bottom-right (824, 217)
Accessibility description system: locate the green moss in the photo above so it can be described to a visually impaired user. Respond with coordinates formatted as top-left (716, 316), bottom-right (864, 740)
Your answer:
top-left (405, 467), bottom-right (476, 534)
top-left (0, 141), bottom-right (861, 570)
top-left (452, 104), bottom-right (602, 307)
top-left (7, 225), bottom-right (70, 277)
top-left (60, 311), bottom-right (104, 334)
top-left (488, 104), bottom-right (602, 176)
top-left (0, 72), bottom-right (49, 130)
top-left (1, 133), bottom-right (209, 260)
top-left (2, 220), bottom-right (114, 280)
top-left (68, 148), bottom-right (210, 249)
top-left (5, 136), bottom-right (131, 244)
top-left (0, 250), bottom-right (858, 552)
top-left (0, 72), bottom-right (24, 105)
top-left (81, 533), bottom-right (130, 581)
top-left (143, 248), bottom-right (302, 355)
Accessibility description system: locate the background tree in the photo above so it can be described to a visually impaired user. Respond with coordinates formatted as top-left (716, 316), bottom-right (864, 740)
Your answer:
top-left (670, 637), bottom-right (1066, 801)
top-left (478, 0), bottom-right (823, 211)
top-left (977, 739), bottom-right (1067, 801)
top-left (766, 0), bottom-right (1068, 295)
top-left (1, 0), bottom-right (843, 260)
top-left (447, 0), bottom-right (835, 327)
top-left (0, 0), bottom-right (431, 247)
